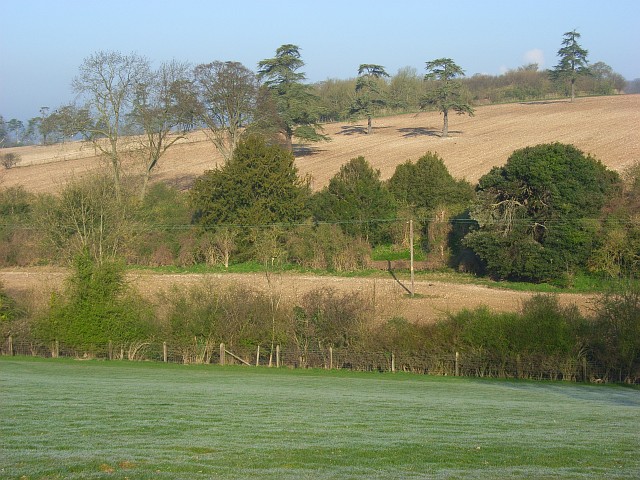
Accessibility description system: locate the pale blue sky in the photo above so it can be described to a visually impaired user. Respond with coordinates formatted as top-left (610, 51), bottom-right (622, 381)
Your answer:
top-left (2, 0), bottom-right (639, 121)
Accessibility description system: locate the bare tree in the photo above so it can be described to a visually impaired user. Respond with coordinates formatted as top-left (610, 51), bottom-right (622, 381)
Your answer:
top-left (129, 60), bottom-right (195, 200)
top-left (72, 51), bottom-right (151, 198)
top-left (36, 174), bottom-right (137, 265)
top-left (192, 61), bottom-right (258, 161)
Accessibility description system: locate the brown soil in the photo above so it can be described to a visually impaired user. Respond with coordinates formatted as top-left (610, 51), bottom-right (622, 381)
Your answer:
top-left (2, 95), bottom-right (639, 193)
top-left (0, 95), bottom-right (634, 322)
top-left (0, 267), bottom-right (595, 324)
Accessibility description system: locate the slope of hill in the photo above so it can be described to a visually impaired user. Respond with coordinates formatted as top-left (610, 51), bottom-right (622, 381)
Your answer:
top-left (2, 95), bottom-right (639, 194)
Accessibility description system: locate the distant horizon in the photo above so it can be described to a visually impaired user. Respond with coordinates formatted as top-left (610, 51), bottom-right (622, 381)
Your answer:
top-left (2, 0), bottom-right (639, 121)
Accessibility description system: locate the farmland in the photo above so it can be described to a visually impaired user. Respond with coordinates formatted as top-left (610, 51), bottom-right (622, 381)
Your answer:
top-left (1, 358), bottom-right (639, 479)
top-left (0, 95), bottom-right (638, 320)
top-left (2, 95), bottom-right (639, 194)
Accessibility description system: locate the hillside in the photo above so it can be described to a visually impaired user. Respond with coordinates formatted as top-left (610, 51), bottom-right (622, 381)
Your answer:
top-left (2, 95), bottom-right (639, 194)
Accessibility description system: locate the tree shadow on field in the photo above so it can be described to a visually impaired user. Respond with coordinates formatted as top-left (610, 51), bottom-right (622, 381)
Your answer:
top-left (336, 125), bottom-right (395, 136)
top-left (165, 174), bottom-right (198, 191)
top-left (398, 127), bottom-right (462, 138)
top-left (293, 145), bottom-right (324, 157)
top-left (336, 125), bottom-right (368, 135)
top-left (519, 99), bottom-right (570, 105)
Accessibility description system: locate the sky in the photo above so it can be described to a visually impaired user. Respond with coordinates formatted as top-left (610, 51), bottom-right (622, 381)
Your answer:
top-left (1, 0), bottom-right (639, 122)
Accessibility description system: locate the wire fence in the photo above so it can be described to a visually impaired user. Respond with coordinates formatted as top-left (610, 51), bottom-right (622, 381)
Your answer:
top-left (2, 336), bottom-right (620, 383)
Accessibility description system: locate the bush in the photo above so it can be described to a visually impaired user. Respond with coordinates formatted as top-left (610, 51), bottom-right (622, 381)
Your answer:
top-left (465, 143), bottom-right (621, 282)
top-left (285, 224), bottom-right (371, 271)
top-left (1, 152), bottom-right (20, 169)
top-left (37, 253), bottom-right (154, 355)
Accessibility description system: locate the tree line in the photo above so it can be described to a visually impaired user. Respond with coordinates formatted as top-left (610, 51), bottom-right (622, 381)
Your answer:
top-left (0, 30), bottom-right (632, 152)
top-left (1, 138), bottom-right (639, 284)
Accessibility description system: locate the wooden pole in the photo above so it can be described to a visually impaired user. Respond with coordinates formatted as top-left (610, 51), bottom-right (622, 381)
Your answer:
top-left (409, 219), bottom-right (415, 297)
top-left (455, 351), bottom-right (460, 377)
top-left (219, 343), bottom-right (225, 366)
top-left (329, 346), bottom-right (333, 370)
top-left (163, 342), bottom-right (168, 363)
top-left (256, 345), bottom-right (260, 366)
top-left (108, 340), bottom-right (113, 361)
top-left (8, 335), bottom-right (13, 356)
top-left (276, 344), bottom-right (280, 368)
top-left (391, 352), bottom-right (396, 373)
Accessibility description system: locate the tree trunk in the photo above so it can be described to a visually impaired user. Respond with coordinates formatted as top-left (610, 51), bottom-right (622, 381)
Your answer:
top-left (571, 78), bottom-right (575, 102)
top-left (442, 109), bottom-right (449, 137)
top-left (367, 115), bottom-right (372, 135)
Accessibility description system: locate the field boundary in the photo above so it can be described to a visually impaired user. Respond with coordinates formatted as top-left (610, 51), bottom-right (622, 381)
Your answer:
top-left (2, 337), bottom-right (617, 383)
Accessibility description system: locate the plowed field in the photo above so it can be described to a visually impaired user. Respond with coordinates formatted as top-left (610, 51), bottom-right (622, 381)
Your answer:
top-left (1, 95), bottom-right (637, 321)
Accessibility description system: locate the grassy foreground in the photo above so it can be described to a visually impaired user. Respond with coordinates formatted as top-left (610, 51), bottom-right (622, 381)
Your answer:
top-left (1, 358), bottom-right (639, 479)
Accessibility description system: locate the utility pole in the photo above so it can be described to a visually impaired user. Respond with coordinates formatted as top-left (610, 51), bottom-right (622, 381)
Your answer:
top-left (409, 219), bottom-right (415, 297)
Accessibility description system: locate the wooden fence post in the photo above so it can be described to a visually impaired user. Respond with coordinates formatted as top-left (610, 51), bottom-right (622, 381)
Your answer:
top-left (256, 345), bottom-right (260, 366)
top-left (219, 343), bottom-right (225, 366)
top-left (276, 345), bottom-right (280, 368)
top-left (163, 342), bottom-right (168, 363)
top-left (108, 341), bottom-right (113, 361)
top-left (329, 346), bottom-right (333, 370)
top-left (391, 352), bottom-right (396, 373)
top-left (455, 351), bottom-right (460, 377)
top-left (8, 335), bottom-right (13, 356)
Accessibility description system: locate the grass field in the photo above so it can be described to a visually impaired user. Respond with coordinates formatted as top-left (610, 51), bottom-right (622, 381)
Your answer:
top-left (1, 358), bottom-right (639, 479)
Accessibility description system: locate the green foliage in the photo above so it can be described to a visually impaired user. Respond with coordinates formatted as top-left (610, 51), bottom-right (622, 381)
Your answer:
top-left (0, 186), bottom-right (38, 266)
top-left (465, 143), bottom-right (621, 282)
top-left (285, 223), bottom-right (372, 271)
top-left (0, 282), bottom-right (24, 338)
top-left (293, 288), bottom-right (370, 351)
top-left (191, 135), bottom-right (310, 230)
top-left (590, 283), bottom-right (640, 382)
top-left (128, 183), bottom-right (193, 265)
top-left (256, 44), bottom-right (328, 149)
top-left (388, 152), bottom-right (473, 264)
top-left (550, 30), bottom-right (590, 100)
top-left (589, 162), bottom-right (640, 279)
top-left (312, 156), bottom-right (397, 245)
top-left (350, 64), bottom-right (390, 134)
top-left (313, 77), bottom-right (356, 122)
top-left (422, 58), bottom-right (474, 136)
top-left (38, 253), bottom-right (153, 353)
top-left (443, 294), bottom-right (588, 376)
top-left (388, 152), bottom-right (473, 213)
top-left (34, 174), bottom-right (138, 265)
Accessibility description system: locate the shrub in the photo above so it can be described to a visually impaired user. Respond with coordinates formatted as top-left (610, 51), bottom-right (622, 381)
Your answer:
top-left (37, 253), bottom-right (154, 355)
top-left (1, 152), bottom-right (20, 169)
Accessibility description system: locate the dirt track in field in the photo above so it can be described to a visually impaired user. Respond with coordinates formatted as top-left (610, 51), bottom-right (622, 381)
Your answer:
top-left (0, 268), bottom-right (595, 324)
top-left (0, 95), bottom-right (635, 321)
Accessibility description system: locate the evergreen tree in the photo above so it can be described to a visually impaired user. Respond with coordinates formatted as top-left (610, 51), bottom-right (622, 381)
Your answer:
top-left (256, 45), bottom-right (328, 151)
top-left (464, 143), bottom-right (620, 283)
top-left (313, 157), bottom-right (397, 245)
top-left (350, 64), bottom-right (389, 134)
top-left (551, 30), bottom-right (590, 101)
top-left (422, 58), bottom-right (474, 137)
top-left (191, 135), bottom-right (310, 228)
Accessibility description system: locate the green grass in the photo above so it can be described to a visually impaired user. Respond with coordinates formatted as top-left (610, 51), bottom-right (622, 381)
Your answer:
top-left (371, 245), bottom-right (426, 262)
top-left (132, 261), bottom-right (633, 296)
top-left (2, 357), bottom-right (639, 479)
